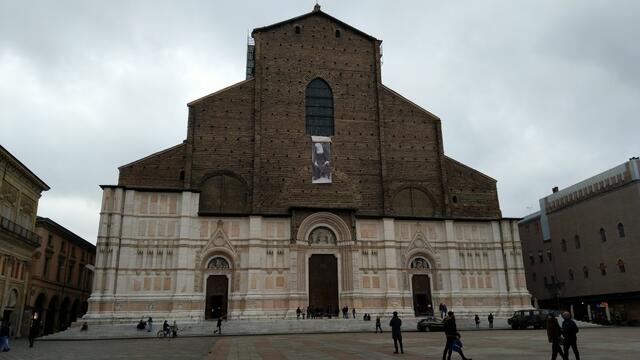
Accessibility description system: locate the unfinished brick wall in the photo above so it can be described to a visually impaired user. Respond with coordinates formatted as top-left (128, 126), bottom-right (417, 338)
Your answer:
top-left (445, 157), bottom-right (501, 218)
top-left (118, 143), bottom-right (186, 189)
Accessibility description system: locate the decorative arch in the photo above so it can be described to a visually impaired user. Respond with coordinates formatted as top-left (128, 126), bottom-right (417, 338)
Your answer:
top-left (207, 256), bottom-right (231, 270)
top-left (391, 185), bottom-right (437, 217)
top-left (5, 288), bottom-right (19, 308)
top-left (410, 257), bottom-right (432, 270)
top-left (296, 212), bottom-right (352, 245)
top-left (305, 78), bottom-right (334, 136)
top-left (199, 171), bottom-right (249, 214)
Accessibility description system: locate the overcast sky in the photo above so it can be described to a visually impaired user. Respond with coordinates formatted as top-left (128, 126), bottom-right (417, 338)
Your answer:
top-left (1, 0), bottom-right (638, 243)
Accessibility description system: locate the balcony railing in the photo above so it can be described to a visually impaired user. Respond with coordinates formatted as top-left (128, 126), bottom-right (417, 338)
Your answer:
top-left (0, 215), bottom-right (41, 246)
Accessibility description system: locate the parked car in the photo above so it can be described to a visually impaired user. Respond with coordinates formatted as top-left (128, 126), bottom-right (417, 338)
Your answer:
top-left (417, 316), bottom-right (445, 332)
top-left (508, 309), bottom-right (558, 330)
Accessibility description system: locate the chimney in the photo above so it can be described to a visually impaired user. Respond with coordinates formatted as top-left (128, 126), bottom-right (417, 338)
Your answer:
top-left (552, 186), bottom-right (559, 193)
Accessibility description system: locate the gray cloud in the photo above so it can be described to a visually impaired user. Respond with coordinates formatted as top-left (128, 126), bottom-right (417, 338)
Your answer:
top-left (1, 0), bottom-right (638, 242)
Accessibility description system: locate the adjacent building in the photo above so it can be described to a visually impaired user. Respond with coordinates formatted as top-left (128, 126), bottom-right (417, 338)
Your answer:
top-left (85, 6), bottom-right (530, 323)
top-left (29, 217), bottom-right (96, 335)
top-left (519, 158), bottom-right (640, 324)
top-left (0, 145), bottom-right (50, 336)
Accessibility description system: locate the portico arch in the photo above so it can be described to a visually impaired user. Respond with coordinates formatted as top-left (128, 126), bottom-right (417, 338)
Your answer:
top-left (201, 252), bottom-right (233, 320)
top-left (407, 255), bottom-right (436, 316)
top-left (296, 212), bottom-right (352, 244)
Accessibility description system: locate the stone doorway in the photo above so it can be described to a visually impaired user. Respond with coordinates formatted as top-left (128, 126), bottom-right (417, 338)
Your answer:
top-left (412, 274), bottom-right (433, 316)
top-left (205, 275), bottom-right (228, 320)
top-left (308, 254), bottom-right (339, 316)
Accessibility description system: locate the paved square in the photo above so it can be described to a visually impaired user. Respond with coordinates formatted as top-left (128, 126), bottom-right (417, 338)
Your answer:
top-left (2, 327), bottom-right (636, 359)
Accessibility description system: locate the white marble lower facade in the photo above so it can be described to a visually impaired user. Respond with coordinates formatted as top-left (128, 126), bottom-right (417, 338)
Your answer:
top-left (84, 187), bottom-right (531, 323)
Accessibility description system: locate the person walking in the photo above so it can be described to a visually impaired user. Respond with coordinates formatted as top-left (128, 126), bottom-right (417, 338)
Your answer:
top-left (546, 313), bottom-right (565, 360)
top-left (172, 320), bottom-right (179, 338)
top-left (439, 303), bottom-right (445, 319)
top-left (28, 319), bottom-right (40, 348)
top-left (562, 311), bottom-right (580, 360)
top-left (302, 307), bottom-right (306, 320)
top-left (352, 308), bottom-right (356, 319)
top-left (0, 321), bottom-right (11, 352)
top-left (147, 317), bottom-right (153, 333)
top-left (389, 311), bottom-right (404, 354)
top-left (296, 307), bottom-right (302, 319)
top-left (443, 312), bottom-right (472, 360)
top-left (215, 317), bottom-right (223, 335)
top-left (375, 316), bottom-right (383, 333)
top-left (487, 313), bottom-right (494, 329)
top-left (474, 315), bottom-right (480, 329)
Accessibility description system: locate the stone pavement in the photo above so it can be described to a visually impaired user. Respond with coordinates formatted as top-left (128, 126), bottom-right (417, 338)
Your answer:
top-left (2, 327), bottom-right (636, 360)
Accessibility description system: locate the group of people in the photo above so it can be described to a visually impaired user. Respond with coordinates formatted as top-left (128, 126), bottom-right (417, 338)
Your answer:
top-left (294, 305), bottom-right (360, 319)
top-left (473, 313), bottom-right (494, 329)
top-left (546, 312), bottom-right (581, 360)
top-left (136, 317), bottom-right (178, 337)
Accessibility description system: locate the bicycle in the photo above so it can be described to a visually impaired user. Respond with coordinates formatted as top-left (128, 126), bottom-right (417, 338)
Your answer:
top-left (156, 326), bottom-right (175, 339)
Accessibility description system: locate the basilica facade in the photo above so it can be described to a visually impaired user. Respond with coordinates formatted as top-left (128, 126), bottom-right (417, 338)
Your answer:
top-left (85, 6), bottom-right (530, 322)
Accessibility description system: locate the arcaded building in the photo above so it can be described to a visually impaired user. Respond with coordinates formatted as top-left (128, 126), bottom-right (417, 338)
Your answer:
top-left (86, 6), bottom-right (530, 322)
top-left (30, 217), bottom-right (96, 335)
top-left (519, 158), bottom-right (640, 324)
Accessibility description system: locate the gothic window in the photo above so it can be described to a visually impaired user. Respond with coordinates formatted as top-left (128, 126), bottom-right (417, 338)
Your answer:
top-left (618, 223), bottom-right (625, 238)
top-left (305, 78), bottom-right (334, 136)
top-left (574, 235), bottom-right (581, 249)
top-left (410, 257), bottom-right (430, 270)
top-left (600, 228), bottom-right (607, 242)
top-left (392, 187), bottom-right (435, 217)
top-left (538, 251), bottom-right (544, 264)
top-left (309, 227), bottom-right (336, 245)
top-left (199, 174), bottom-right (248, 214)
top-left (528, 253), bottom-right (534, 265)
top-left (207, 257), bottom-right (230, 270)
top-left (600, 262), bottom-right (607, 276)
top-left (6, 289), bottom-right (18, 308)
top-left (617, 259), bottom-right (626, 273)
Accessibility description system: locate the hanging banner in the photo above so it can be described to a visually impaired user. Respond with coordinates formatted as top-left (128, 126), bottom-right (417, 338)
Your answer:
top-left (311, 136), bottom-right (331, 184)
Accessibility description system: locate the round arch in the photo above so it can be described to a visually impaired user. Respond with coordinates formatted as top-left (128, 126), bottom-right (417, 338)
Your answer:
top-left (391, 185), bottom-right (438, 217)
top-left (296, 212), bottom-right (352, 244)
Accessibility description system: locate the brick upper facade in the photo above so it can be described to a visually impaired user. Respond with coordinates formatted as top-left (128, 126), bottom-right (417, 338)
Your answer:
top-left (116, 7), bottom-right (501, 220)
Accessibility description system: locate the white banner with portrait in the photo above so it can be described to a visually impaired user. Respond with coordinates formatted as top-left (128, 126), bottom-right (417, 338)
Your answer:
top-left (311, 136), bottom-right (331, 184)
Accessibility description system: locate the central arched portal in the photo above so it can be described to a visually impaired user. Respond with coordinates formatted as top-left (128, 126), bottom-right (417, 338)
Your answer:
top-left (205, 275), bottom-right (228, 320)
top-left (308, 254), bottom-right (338, 315)
top-left (412, 274), bottom-right (433, 316)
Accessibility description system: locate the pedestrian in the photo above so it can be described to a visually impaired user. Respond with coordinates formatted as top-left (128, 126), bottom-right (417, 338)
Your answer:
top-left (172, 321), bottom-right (178, 338)
top-left (147, 316), bottom-right (153, 333)
top-left (562, 311), bottom-right (580, 360)
top-left (302, 307), bottom-right (306, 320)
top-left (442, 312), bottom-right (472, 360)
top-left (375, 316), bottom-right (383, 333)
top-left (487, 313), bottom-right (494, 329)
top-left (474, 314), bottom-right (480, 329)
top-left (162, 320), bottom-right (170, 337)
top-left (214, 317), bottom-right (223, 334)
top-left (0, 321), bottom-right (10, 352)
top-left (296, 307), bottom-right (301, 319)
top-left (81, 322), bottom-right (88, 331)
top-left (352, 308), bottom-right (356, 319)
top-left (546, 313), bottom-right (565, 360)
top-left (28, 319), bottom-right (40, 348)
top-left (439, 303), bottom-right (445, 319)
top-left (389, 311), bottom-right (404, 354)
top-left (443, 303), bottom-right (448, 318)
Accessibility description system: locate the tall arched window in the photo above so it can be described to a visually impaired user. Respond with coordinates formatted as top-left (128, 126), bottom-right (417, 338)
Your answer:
top-left (600, 228), bottom-right (607, 242)
top-left (618, 223), bottom-right (625, 238)
top-left (305, 78), bottom-right (334, 136)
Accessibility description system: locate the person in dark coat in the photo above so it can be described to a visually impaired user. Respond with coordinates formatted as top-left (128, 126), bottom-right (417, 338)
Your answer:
top-left (474, 315), bottom-right (480, 329)
top-left (443, 312), bottom-right (472, 360)
top-left (562, 312), bottom-right (580, 360)
top-left (375, 316), bottom-right (383, 333)
top-left (389, 311), bottom-right (404, 354)
top-left (28, 319), bottom-right (40, 347)
top-left (0, 321), bottom-right (10, 352)
top-left (296, 307), bottom-right (301, 319)
top-left (215, 317), bottom-right (223, 335)
top-left (546, 314), bottom-right (565, 360)
top-left (487, 313), bottom-right (494, 329)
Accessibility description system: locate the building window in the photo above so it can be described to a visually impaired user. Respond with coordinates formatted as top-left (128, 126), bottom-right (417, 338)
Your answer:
top-left (294, 25), bottom-right (301, 34)
top-left (574, 235), bottom-right (581, 249)
top-left (43, 254), bottom-right (51, 279)
top-left (546, 250), bottom-right (552, 261)
top-left (67, 260), bottom-right (75, 284)
top-left (583, 266), bottom-right (589, 278)
top-left (529, 253), bottom-right (535, 265)
top-left (305, 78), bottom-right (334, 136)
top-left (335, 29), bottom-right (341, 38)
top-left (538, 251), bottom-right (544, 264)
top-left (618, 223), bottom-right (625, 238)
top-left (599, 263), bottom-right (607, 276)
top-left (57, 256), bottom-right (65, 282)
top-left (600, 228), bottom-right (607, 242)
top-left (561, 239), bottom-right (567, 252)
top-left (617, 259), bottom-right (626, 273)
top-left (568, 268), bottom-right (574, 280)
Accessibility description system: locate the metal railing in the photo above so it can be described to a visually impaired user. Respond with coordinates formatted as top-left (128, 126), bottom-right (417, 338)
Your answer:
top-left (0, 215), bottom-right (41, 246)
